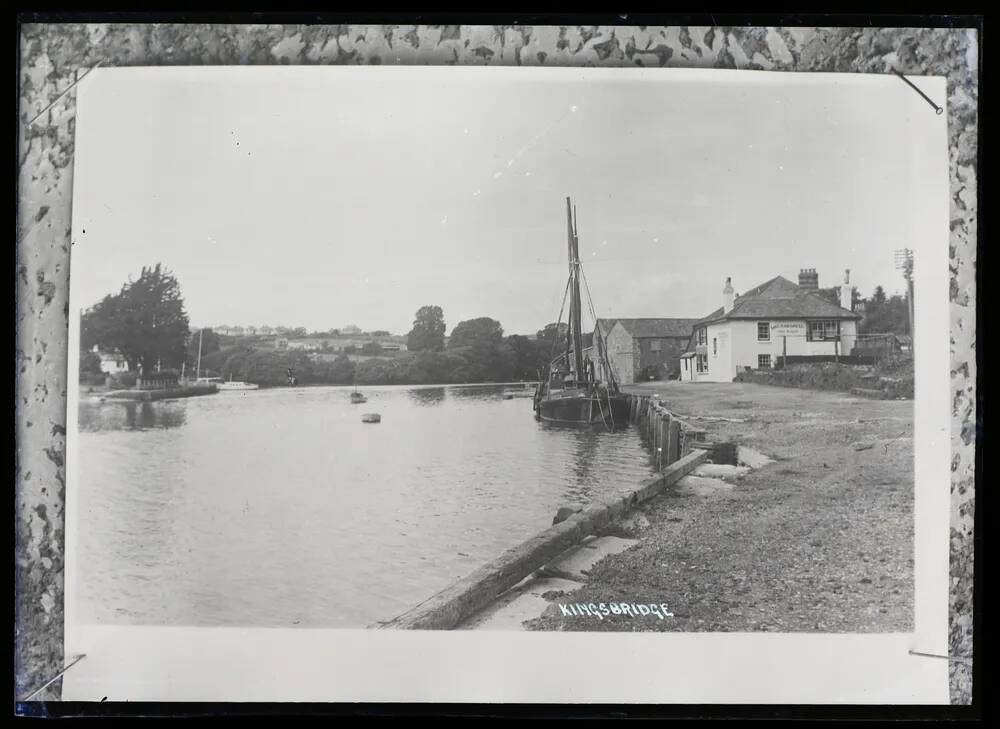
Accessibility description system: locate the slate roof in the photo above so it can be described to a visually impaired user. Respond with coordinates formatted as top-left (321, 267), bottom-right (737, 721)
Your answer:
top-left (697, 275), bottom-right (860, 325)
top-left (595, 318), bottom-right (700, 339)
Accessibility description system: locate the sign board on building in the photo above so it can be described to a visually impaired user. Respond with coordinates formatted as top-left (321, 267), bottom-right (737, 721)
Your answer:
top-left (770, 322), bottom-right (807, 337)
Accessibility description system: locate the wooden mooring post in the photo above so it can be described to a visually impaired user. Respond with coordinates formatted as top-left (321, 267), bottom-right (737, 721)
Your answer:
top-left (625, 394), bottom-right (707, 471)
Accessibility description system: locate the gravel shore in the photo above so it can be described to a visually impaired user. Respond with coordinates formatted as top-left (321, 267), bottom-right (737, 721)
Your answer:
top-left (526, 381), bottom-right (914, 633)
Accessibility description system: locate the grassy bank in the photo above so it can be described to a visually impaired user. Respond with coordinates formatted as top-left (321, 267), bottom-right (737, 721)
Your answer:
top-left (525, 381), bottom-right (914, 633)
top-left (734, 358), bottom-right (914, 399)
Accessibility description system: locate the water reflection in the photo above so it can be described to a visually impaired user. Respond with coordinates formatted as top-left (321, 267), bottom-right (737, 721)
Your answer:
top-left (449, 384), bottom-right (505, 400)
top-left (79, 400), bottom-right (187, 432)
top-left (75, 383), bottom-right (657, 628)
top-left (408, 387), bottom-right (447, 406)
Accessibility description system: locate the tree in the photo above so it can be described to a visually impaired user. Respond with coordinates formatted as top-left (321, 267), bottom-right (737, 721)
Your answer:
top-left (80, 350), bottom-right (103, 375)
top-left (407, 305), bottom-right (446, 352)
top-left (506, 334), bottom-right (546, 380)
top-left (860, 287), bottom-right (908, 335)
top-left (186, 328), bottom-right (221, 368)
top-left (448, 317), bottom-right (504, 349)
top-left (361, 341), bottom-right (384, 356)
top-left (536, 322), bottom-right (569, 345)
top-left (372, 330), bottom-right (390, 337)
top-left (80, 264), bottom-right (190, 371)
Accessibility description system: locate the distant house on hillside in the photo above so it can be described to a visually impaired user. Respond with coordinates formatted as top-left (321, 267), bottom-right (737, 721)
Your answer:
top-left (594, 318), bottom-right (701, 384)
top-left (680, 269), bottom-right (861, 383)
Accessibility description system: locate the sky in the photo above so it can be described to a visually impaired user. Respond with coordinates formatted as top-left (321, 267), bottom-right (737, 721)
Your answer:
top-left (71, 65), bottom-right (947, 336)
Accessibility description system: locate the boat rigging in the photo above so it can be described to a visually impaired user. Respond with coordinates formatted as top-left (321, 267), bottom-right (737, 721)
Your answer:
top-left (533, 197), bottom-right (630, 428)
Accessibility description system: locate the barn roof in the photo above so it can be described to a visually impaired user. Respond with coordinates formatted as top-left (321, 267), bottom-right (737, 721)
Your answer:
top-left (595, 318), bottom-right (700, 339)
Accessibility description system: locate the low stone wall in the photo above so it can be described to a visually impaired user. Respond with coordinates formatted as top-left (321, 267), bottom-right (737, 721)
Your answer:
top-left (734, 363), bottom-right (914, 399)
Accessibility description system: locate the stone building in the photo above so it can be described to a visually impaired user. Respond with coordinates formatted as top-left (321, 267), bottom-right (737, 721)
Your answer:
top-left (594, 318), bottom-right (702, 384)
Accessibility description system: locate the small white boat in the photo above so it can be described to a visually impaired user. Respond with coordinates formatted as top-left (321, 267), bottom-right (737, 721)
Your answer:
top-left (361, 413), bottom-right (381, 423)
top-left (217, 374), bottom-right (259, 391)
top-left (218, 380), bottom-right (259, 391)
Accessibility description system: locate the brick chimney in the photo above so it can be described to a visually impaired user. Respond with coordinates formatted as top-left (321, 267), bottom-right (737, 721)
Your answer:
top-left (798, 268), bottom-right (819, 291)
top-left (840, 269), bottom-right (852, 310)
top-left (723, 277), bottom-right (735, 314)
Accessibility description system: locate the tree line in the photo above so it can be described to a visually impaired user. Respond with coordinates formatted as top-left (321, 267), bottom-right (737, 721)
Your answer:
top-left (79, 265), bottom-right (572, 387)
top-left (80, 264), bottom-right (911, 388)
top-left (816, 284), bottom-right (912, 336)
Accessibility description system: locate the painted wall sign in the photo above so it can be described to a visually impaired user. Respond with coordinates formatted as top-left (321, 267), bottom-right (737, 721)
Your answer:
top-left (770, 321), bottom-right (808, 337)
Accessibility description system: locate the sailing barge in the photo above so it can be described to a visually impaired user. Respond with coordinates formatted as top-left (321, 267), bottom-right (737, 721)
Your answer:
top-left (533, 198), bottom-right (630, 428)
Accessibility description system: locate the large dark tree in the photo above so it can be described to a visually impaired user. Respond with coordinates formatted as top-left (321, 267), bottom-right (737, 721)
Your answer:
top-left (80, 264), bottom-right (190, 372)
top-left (448, 317), bottom-right (504, 349)
top-left (407, 305), bottom-right (446, 352)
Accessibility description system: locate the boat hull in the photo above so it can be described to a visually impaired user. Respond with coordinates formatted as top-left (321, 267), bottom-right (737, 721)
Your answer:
top-left (535, 393), bottom-right (630, 426)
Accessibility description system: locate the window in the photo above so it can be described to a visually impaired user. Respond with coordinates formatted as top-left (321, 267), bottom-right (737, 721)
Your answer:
top-left (697, 328), bottom-right (707, 346)
top-left (758, 354), bottom-right (772, 369)
top-left (650, 339), bottom-right (662, 352)
top-left (696, 354), bottom-right (708, 373)
top-left (712, 338), bottom-right (717, 356)
top-left (807, 320), bottom-right (840, 341)
top-left (757, 322), bottom-right (770, 341)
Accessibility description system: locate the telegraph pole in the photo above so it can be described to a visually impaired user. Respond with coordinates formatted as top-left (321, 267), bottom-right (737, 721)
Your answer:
top-left (895, 248), bottom-right (915, 349)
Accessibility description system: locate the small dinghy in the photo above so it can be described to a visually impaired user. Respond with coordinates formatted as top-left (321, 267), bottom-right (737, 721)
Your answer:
top-left (361, 413), bottom-right (381, 423)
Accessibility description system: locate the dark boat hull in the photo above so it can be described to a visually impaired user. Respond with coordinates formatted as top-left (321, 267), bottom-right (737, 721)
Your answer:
top-left (535, 393), bottom-right (630, 426)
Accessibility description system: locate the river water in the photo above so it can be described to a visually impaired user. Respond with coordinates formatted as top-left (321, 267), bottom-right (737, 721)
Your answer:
top-left (74, 384), bottom-right (656, 628)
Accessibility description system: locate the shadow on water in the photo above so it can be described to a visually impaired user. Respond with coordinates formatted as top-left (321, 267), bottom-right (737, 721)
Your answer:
top-left (79, 401), bottom-right (187, 432)
top-left (407, 387), bottom-right (447, 406)
top-left (448, 384), bottom-right (507, 401)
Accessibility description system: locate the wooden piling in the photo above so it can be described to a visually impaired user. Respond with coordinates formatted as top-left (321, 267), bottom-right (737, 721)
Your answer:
top-left (667, 418), bottom-right (680, 464)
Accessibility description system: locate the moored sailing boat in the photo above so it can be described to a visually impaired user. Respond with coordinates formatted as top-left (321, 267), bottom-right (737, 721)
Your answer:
top-left (350, 377), bottom-right (367, 403)
top-left (533, 198), bottom-right (630, 428)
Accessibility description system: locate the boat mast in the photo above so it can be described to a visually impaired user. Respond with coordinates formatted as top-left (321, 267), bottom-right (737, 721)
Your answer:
top-left (566, 197), bottom-right (585, 382)
top-left (196, 328), bottom-right (203, 380)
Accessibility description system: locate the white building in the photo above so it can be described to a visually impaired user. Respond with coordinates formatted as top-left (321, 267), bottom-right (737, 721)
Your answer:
top-left (92, 345), bottom-right (128, 374)
top-left (681, 270), bottom-right (861, 383)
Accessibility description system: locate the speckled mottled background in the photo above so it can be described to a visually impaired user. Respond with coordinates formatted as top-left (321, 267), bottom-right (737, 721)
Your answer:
top-left (15, 24), bottom-right (977, 704)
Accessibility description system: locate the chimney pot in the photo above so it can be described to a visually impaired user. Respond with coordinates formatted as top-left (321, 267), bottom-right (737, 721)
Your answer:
top-left (723, 276), bottom-right (735, 313)
top-left (840, 269), bottom-right (853, 310)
